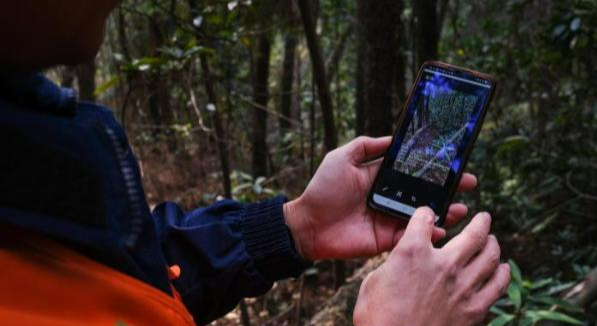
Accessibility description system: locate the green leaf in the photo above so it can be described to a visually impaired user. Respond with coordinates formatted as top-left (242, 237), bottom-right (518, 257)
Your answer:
top-left (192, 15), bottom-right (203, 28)
top-left (263, 188), bottom-right (276, 196)
top-left (507, 282), bottom-right (522, 310)
top-left (508, 260), bottom-right (523, 284)
top-left (93, 76), bottom-right (120, 97)
top-left (113, 53), bottom-right (126, 62)
top-left (570, 17), bottom-right (582, 31)
top-left (498, 135), bottom-right (529, 154)
top-left (529, 296), bottom-right (583, 312)
top-left (526, 310), bottom-right (584, 325)
top-left (539, 282), bottom-right (575, 296)
top-left (254, 176), bottom-right (266, 186)
top-left (232, 183), bottom-right (252, 195)
top-left (252, 176), bottom-right (266, 194)
top-left (487, 314), bottom-right (515, 326)
top-left (518, 317), bottom-right (533, 326)
top-left (490, 306), bottom-right (509, 316)
top-left (125, 57), bottom-right (167, 72)
top-left (529, 278), bottom-right (554, 290)
top-left (553, 24), bottom-right (568, 38)
top-left (227, 1), bottom-right (238, 10)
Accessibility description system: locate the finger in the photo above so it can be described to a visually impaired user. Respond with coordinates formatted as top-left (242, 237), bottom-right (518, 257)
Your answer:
top-left (396, 207), bottom-right (436, 250)
top-left (373, 214), bottom-right (404, 253)
top-left (444, 203), bottom-right (469, 227)
top-left (347, 136), bottom-right (392, 164)
top-left (442, 212), bottom-right (492, 266)
top-left (364, 157), bottom-right (383, 183)
top-left (474, 263), bottom-right (511, 310)
top-left (456, 173), bottom-right (477, 193)
top-left (462, 235), bottom-right (501, 290)
top-left (431, 227), bottom-right (447, 243)
top-left (390, 225), bottom-right (446, 246)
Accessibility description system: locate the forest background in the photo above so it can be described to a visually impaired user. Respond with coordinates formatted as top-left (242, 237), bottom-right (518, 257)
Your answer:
top-left (47, 0), bottom-right (597, 325)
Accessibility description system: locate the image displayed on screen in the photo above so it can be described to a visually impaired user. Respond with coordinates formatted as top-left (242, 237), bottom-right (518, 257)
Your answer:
top-left (392, 75), bottom-right (480, 186)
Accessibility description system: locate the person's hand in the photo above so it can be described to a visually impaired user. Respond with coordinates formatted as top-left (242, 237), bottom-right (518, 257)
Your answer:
top-left (353, 208), bottom-right (511, 326)
top-left (284, 136), bottom-right (478, 261)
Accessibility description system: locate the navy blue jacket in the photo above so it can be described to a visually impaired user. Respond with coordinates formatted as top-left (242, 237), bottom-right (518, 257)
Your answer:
top-left (0, 73), bottom-right (309, 325)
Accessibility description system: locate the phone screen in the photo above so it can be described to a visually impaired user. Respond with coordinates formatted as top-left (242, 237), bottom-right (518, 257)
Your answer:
top-left (369, 63), bottom-right (494, 223)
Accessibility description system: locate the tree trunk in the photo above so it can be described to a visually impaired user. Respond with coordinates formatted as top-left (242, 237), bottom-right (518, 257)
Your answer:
top-left (395, 10), bottom-right (407, 114)
top-left (296, 0), bottom-right (343, 288)
top-left (437, 0), bottom-right (450, 39)
top-left (357, 0), bottom-right (404, 137)
top-left (355, 54), bottom-right (365, 136)
top-left (200, 54), bottom-right (232, 199)
top-left (251, 32), bottom-right (272, 178)
top-left (355, 6), bottom-right (366, 136)
top-left (295, 0), bottom-right (338, 152)
top-left (413, 0), bottom-right (440, 67)
top-left (76, 60), bottom-right (96, 102)
top-left (188, 0), bottom-right (250, 323)
top-left (279, 34), bottom-right (298, 139)
top-left (326, 24), bottom-right (353, 84)
top-left (116, 4), bottom-right (134, 128)
top-left (146, 16), bottom-right (166, 131)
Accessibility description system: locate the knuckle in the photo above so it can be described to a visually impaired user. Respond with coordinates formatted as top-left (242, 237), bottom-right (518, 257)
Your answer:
top-left (467, 229), bottom-right (487, 251)
top-left (349, 136), bottom-right (367, 152)
top-left (446, 261), bottom-right (459, 277)
top-left (465, 302), bottom-right (487, 322)
top-left (396, 242), bottom-right (422, 259)
top-left (459, 287), bottom-right (474, 301)
top-left (325, 148), bottom-right (339, 160)
top-left (354, 136), bottom-right (368, 144)
top-left (486, 237), bottom-right (502, 265)
top-left (488, 248), bottom-right (501, 266)
top-left (439, 257), bottom-right (459, 279)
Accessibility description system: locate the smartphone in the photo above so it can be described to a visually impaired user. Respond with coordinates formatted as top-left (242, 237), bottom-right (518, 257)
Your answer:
top-left (367, 61), bottom-right (496, 225)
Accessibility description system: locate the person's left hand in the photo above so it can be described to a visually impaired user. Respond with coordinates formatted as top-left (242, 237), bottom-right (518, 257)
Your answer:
top-left (284, 136), bottom-right (478, 261)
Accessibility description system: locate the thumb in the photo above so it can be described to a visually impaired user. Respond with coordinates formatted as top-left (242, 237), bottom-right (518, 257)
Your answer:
top-left (394, 207), bottom-right (436, 251)
top-left (347, 136), bottom-right (392, 164)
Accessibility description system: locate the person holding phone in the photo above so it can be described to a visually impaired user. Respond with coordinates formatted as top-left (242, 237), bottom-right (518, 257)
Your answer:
top-left (0, 1), bottom-right (510, 325)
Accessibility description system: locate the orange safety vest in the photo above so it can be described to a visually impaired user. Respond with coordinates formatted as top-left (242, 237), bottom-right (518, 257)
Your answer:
top-left (0, 227), bottom-right (196, 326)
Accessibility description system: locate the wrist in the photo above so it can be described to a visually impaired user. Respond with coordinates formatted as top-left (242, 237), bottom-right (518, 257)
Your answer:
top-left (283, 198), bottom-right (315, 261)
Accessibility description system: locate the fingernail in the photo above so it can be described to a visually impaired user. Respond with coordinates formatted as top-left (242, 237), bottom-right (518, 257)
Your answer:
top-left (479, 212), bottom-right (492, 220)
top-left (503, 263), bottom-right (511, 273)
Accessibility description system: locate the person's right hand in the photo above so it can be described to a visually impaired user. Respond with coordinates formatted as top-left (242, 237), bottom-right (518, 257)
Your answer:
top-left (353, 207), bottom-right (511, 326)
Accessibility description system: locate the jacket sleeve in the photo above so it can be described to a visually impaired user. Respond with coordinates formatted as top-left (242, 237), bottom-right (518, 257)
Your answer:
top-left (152, 196), bottom-right (310, 325)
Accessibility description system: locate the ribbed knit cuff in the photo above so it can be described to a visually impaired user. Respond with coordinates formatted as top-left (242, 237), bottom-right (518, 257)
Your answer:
top-left (241, 196), bottom-right (312, 281)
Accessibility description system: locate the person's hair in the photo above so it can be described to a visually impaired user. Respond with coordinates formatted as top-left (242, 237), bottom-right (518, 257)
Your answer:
top-left (0, 1), bottom-right (119, 71)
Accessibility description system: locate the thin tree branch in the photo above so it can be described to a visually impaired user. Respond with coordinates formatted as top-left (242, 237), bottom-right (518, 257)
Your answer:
top-left (566, 170), bottom-right (597, 202)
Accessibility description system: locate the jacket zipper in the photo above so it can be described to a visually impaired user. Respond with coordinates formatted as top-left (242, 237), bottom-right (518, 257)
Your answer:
top-left (103, 127), bottom-right (144, 249)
